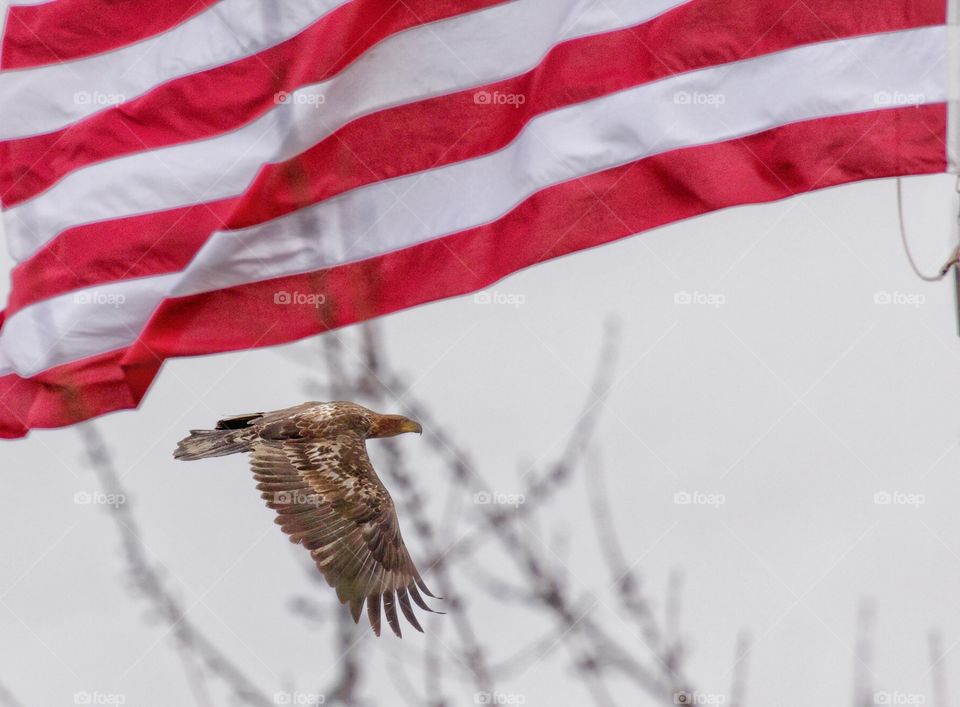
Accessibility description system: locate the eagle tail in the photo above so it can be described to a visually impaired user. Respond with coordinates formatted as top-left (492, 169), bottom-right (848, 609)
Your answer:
top-left (174, 429), bottom-right (254, 461)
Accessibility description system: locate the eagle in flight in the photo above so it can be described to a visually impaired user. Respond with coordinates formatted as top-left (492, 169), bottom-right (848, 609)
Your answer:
top-left (174, 401), bottom-right (439, 637)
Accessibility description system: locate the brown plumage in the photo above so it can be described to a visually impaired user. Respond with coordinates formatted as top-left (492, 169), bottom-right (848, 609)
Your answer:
top-left (174, 401), bottom-right (440, 637)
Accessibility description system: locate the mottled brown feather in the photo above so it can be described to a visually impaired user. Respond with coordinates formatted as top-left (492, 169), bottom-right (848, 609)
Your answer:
top-left (245, 406), bottom-right (436, 637)
top-left (176, 401), bottom-right (439, 637)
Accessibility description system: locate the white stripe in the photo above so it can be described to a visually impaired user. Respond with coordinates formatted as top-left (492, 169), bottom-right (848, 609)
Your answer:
top-left (0, 27), bottom-right (948, 377)
top-left (0, 0), bottom-right (352, 140)
top-left (3, 0), bottom-right (688, 262)
top-left (0, 276), bottom-right (179, 378)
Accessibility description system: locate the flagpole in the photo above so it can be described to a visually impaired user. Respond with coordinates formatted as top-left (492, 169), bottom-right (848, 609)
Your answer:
top-left (946, 0), bottom-right (960, 335)
top-left (953, 256), bottom-right (960, 337)
top-left (953, 177), bottom-right (960, 337)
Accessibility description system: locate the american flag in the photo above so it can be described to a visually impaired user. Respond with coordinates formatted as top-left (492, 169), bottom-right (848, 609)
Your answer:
top-left (0, 0), bottom-right (953, 437)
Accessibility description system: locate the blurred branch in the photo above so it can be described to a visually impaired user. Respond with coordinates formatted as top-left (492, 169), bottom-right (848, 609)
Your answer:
top-left (854, 601), bottom-right (876, 707)
top-left (320, 320), bottom-right (691, 705)
top-left (664, 570), bottom-right (685, 684)
top-left (586, 447), bottom-right (671, 662)
top-left (77, 424), bottom-right (274, 707)
top-left (728, 631), bottom-right (752, 707)
top-left (71, 315), bottom-right (738, 707)
top-left (929, 630), bottom-right (948, 707)
top-left (57, 298), bottom-right (944, 707)
top-left (323, 610), bottom-right (364, 707)
top-left (0, 680), bottom-right (24, 707)
top-left (318, 335), bottom-right (366, 707)
top-left (355, 329), bottom-right (494, 695)
top-left (382, 651), bottom-right (429, 707)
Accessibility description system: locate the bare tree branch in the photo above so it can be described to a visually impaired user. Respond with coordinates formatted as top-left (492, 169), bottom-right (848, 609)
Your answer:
top-left (728, 631), bottom-right (752, 707)
top-left (77, 424), bottom-right (275, 707)
top-left (854, 601), bottom-right (876, 707)
top-left (0, 680), bottom-right (24, 707)
top-left (929, 630), bottom-right (948, 707)
top-left (71, 317), bottom-right (750, 707)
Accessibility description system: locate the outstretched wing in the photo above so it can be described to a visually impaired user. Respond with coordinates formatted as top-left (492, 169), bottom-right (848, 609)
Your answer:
top-left (250, 432), bottom-right (439, 637)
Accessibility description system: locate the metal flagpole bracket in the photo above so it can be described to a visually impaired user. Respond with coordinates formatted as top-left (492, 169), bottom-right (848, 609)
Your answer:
top-left (953, 248), bottom-right (960, 336)
top-left (894, 176), bottom-right (960, 335)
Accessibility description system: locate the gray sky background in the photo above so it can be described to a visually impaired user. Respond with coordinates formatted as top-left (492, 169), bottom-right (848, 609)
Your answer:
top-left (2, 172), bottom-right (960, 706)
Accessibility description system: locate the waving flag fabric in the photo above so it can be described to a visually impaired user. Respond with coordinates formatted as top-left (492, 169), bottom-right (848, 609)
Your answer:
top-left (0, 0), bottom-right (955, 437)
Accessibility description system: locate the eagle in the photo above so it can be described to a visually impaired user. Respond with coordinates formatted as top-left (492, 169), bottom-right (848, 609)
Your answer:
top-left (174, 401), bottom-right (440, 637)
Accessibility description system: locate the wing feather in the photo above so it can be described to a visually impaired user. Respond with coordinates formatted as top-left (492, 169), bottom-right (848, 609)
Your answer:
top-left (383, 591), bottom-right (401, 638)
top-left (367, 590), bottom-right (382, 637)
top-left (249, 431), bottom-right (435, 637)
top-left (397, 587), bottom-right (423, 632)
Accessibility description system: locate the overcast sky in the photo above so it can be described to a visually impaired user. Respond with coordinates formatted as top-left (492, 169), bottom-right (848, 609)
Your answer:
top-left (3, 172), bottom-right (960, 706)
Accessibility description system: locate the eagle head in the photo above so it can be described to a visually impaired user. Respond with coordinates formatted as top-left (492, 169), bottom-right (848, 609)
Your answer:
top-left (368, 412), bottom-right (423, 438)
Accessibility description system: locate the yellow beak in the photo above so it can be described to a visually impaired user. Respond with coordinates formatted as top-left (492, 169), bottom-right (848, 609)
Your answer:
top-left (399, 418), bottom-right (423, 435)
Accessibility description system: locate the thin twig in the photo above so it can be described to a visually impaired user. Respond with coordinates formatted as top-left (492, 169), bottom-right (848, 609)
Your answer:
top-left (728, 631), bottom-right (751, 707)
top-left (0, 680), bottom-right (24, 707)
top-left (929, 630), bottom-right (949, 707)
top-left (854, 601), bottom-right (876, 707)
top-left (77, 424), bottom-right (275, 707)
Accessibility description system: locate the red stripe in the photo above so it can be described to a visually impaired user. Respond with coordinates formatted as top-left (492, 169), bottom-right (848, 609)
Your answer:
top-left (0, 0), bottom-right (509, 207)
top-left (5, 0), bottom-right (946, 313)
top-left (0, 0), bottom-right (943, 206)
top-left (8, 202), bottom-right (236, 316)
top-left (1, 0), bottom-right (218, 69)
top-left (0, 348), bottom-right (159, 438)
top-left (0, 105), bottom-right (946, 438)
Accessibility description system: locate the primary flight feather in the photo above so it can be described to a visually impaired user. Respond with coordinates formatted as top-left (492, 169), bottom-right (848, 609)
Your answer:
top-left (174, 401), bottom-right (439, 637)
